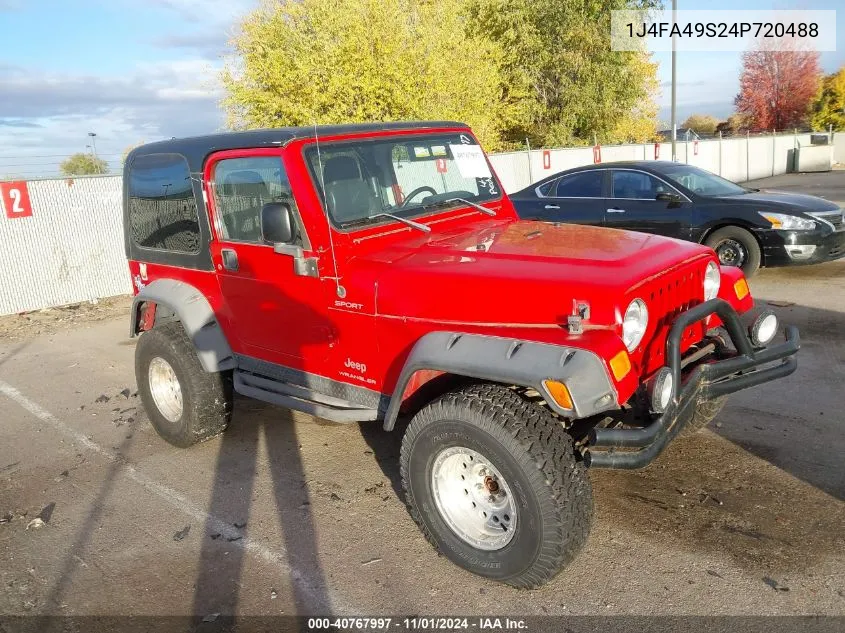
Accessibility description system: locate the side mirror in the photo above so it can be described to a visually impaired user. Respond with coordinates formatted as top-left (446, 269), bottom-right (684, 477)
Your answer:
top-left (261, 203), bottom-right (294, 245)
top-left (656, 192), bottom-right (682, 203)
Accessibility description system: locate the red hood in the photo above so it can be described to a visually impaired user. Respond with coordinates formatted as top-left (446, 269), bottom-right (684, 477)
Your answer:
top-left (344, 219), bottom-right (713, 326)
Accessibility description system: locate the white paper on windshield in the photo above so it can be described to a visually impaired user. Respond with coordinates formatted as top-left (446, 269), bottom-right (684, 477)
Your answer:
top-left (449, 144), bottom-right (492, 179)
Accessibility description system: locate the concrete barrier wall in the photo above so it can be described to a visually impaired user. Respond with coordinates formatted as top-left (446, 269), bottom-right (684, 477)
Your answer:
top-left (795, 145), bottom-right (834, 172)
top-left (833, 134), bottom-right (845, 165)
top-left (0, 131), bottom-right (827, 315)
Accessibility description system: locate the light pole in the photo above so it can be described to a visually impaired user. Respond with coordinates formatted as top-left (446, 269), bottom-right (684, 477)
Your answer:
top-left (670, 0), bottom-right (677, 162)
top-left (87, 132), bottom-right (100, 173)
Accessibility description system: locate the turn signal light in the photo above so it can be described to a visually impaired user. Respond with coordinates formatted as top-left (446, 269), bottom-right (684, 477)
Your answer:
top-left (734, 278), bottom-right (750, 300)
top-left (609, 350), bottom-right (632, 381)
top-left (542, 380), bottom-right (574, 410)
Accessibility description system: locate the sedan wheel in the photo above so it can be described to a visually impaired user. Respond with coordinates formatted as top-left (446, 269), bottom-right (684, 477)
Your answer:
top-left (714, 238), bottom-right (747, 268)
top-left (705, 226), bottom-right (762, 277)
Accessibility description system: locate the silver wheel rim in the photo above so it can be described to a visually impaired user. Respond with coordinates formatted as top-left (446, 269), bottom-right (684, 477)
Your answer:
top-left (148, 357), bottom-right (183, 423)
top-left (430, 446), bottom-right (517, 551)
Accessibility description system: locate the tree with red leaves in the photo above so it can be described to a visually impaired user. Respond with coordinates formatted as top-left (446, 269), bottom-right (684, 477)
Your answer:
top-left (735, 40), bottom-right (821, 131)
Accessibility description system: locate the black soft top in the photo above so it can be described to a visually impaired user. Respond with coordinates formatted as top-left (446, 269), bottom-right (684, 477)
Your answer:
top-left (127, 121), bottom-right (468, 173)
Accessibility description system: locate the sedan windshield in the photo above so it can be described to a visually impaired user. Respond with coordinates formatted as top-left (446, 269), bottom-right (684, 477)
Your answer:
top-left (305, 133), bottom-right (502, 228)
top-left (659, 165), bottom-right (748, 197)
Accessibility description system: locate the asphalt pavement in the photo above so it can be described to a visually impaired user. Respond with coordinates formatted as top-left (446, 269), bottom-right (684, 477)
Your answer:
top-left (1, 173), bottom-right (844, 621)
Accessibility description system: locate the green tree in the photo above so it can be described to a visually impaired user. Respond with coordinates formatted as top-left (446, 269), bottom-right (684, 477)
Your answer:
top-left (464, 0), bottom-right (661, 147)
top-left (681, 114), bottom-right (719, 136)
top-left (810, 67), bottom-right (845, 131)
top-left (60, 153), bottom-right (109, 176)
top-left (222, 0), bottom-right (511, 150)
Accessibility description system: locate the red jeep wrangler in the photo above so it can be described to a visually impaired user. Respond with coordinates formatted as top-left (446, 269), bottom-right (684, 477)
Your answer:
top-left (124, 122), bottom-right (799, 587)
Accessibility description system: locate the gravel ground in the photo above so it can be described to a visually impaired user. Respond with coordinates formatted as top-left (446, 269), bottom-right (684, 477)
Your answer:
top-left (0, 175), bottom-right (843, 624)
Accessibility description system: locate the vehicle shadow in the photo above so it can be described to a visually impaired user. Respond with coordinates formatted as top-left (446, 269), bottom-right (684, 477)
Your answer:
top-left (191, 397), bottom-right (335, 620)
top-left (358, 417), bottom-right (407, 500)
top-left (190, 266), bottom-right (337, 623)
top-left (592, 299), bottom-right (844, 573)
top-left (43, 428), bottom-right (141, 614)
top-left (712, 300), bottom-right (844, 501)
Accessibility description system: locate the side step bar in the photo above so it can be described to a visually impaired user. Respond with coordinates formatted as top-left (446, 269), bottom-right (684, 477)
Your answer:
top-left (233, 371), bottom-right (379, 423)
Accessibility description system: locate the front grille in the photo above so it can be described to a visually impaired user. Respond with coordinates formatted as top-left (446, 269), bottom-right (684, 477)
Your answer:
top-left (809, 209), bottom-right (844, 231)
top-left (636, 264), bottom-right (706, 375)
top-left (647, 266), bottom-right (704, 326)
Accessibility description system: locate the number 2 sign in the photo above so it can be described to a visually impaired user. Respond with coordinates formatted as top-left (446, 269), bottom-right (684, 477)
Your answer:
top-left (1, 181), bottom-right (33, 219)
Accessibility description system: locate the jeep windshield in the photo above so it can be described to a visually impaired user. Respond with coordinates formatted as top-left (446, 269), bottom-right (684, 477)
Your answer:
top-left (305, 132), bottom-right (502, 229)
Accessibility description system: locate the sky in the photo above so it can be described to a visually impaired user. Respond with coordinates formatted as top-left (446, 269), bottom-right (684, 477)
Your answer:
top-left (0, 0), bottom-right (843, 178)
top-left (653, 0), bottom-right (844, 125)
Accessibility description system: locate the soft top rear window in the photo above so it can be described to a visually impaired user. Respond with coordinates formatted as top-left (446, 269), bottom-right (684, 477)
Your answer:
top-left (128, 153), bottom-right (201, 253)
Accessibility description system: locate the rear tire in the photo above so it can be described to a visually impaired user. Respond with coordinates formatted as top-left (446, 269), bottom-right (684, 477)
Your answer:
top-left (680, 396), bottom-right (728, 437)
top-left (705, 226), bottom-right (761, 277)
top-left (135, 322), bottom-right (232, 448)
top-left (400, 383), bottom-right (592, 588)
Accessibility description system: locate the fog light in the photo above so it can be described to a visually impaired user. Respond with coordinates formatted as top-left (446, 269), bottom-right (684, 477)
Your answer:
top-left (786, 245), bottom-right (817, 260)
top-left (750, 311), bottom-right (778, 346)
top-left (648, 367), bottom-right (674, 414)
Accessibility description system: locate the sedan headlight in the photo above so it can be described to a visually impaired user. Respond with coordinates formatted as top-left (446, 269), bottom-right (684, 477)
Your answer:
top-left (758, 212), bottom-right (816, 230)
top-left (704, 261), bottom-right (720, 301)
top-left (622, 299), bottom-right (648, 351)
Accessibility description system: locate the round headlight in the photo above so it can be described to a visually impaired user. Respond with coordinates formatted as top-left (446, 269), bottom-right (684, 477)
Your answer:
top-left (704, 261), bottom-right (721, 301)
top-left (622, 299), bottom-right (648, 351)
top-left (750, 311), bottom-right (778, 347)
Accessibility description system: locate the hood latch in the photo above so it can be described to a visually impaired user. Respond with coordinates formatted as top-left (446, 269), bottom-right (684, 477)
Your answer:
top-left (567, 302), bottom-right (590, 335)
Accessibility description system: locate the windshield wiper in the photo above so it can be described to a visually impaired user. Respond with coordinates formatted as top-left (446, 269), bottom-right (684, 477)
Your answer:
top-left (366, 213), bottom-right (431, 233)
top-left (428, 197), bottom-right (496, 217)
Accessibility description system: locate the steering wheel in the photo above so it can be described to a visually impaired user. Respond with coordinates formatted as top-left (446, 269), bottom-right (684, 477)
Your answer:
top-left (400, 186), bottom-right (438, 208)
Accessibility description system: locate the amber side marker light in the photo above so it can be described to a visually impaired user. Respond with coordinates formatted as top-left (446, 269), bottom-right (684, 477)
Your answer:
top-left (734, 278), bottom-right (750, 300)
top-left (542, 380), bottom-right (574, 410)
top-left (609, 350), bottom-right (632, 381)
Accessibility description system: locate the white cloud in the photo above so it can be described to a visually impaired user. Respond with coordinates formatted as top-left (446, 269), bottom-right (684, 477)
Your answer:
top-left (0, 0), bottom-right (261, 178)
top-left (0, 59), bottom-right (224, 177)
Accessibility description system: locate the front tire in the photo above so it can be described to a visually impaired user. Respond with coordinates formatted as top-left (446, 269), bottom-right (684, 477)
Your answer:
top-left (400, 384), bottom-right (592, 588)
top-left (135, 322), bottom-right (232, 448)
top-left (705, 226), bottom-right (761, 277)
top-left (680, 396), bottom-right (728, 437)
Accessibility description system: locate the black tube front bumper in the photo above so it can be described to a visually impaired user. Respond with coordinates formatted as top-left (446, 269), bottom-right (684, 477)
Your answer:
top-left (584, 299), bottom-right (800, 469)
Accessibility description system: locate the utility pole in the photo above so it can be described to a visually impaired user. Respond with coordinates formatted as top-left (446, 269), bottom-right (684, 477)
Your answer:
top-left (670, 0), bottom-right (678, 162)
top-left (88, 132), bottom-right (99, 173)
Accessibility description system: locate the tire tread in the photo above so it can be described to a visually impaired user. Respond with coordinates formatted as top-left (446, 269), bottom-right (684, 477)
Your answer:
top-left (400, 383), bottom-right (592, 588)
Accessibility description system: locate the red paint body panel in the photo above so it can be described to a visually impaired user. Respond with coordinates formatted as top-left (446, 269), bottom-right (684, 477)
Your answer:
top-left (127, 125), bottom-right (753, 410)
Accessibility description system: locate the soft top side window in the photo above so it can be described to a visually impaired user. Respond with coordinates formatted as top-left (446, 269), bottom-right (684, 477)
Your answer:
top-left (211, 156), bottom-right (303, 245)
top-left (128, 153), bottom-right (200, 254)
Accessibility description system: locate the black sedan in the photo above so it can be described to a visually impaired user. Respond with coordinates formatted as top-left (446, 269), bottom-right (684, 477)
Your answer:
top-left (510, 161), bottom-right (845, 276)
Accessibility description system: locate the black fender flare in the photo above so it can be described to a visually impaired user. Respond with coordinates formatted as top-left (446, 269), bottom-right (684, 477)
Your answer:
top-left (130, 279), bottom-right (235, 373)
top-left (382, 331), bottom-right (619, 431)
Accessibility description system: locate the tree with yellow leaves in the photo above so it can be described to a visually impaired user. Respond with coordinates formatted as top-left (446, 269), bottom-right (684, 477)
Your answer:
top-left (810, 67), bottom-right (845, 131)
top-left (222, 0), bottom-right (511, 150)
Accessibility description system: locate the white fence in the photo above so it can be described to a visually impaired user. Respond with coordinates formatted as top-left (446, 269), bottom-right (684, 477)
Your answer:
top-left (489, 132), bottom-right (821, 193)
top-left (0, 176), bottom-right (132, 316)
top-left (0, 131), bottom-right (836, 316)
